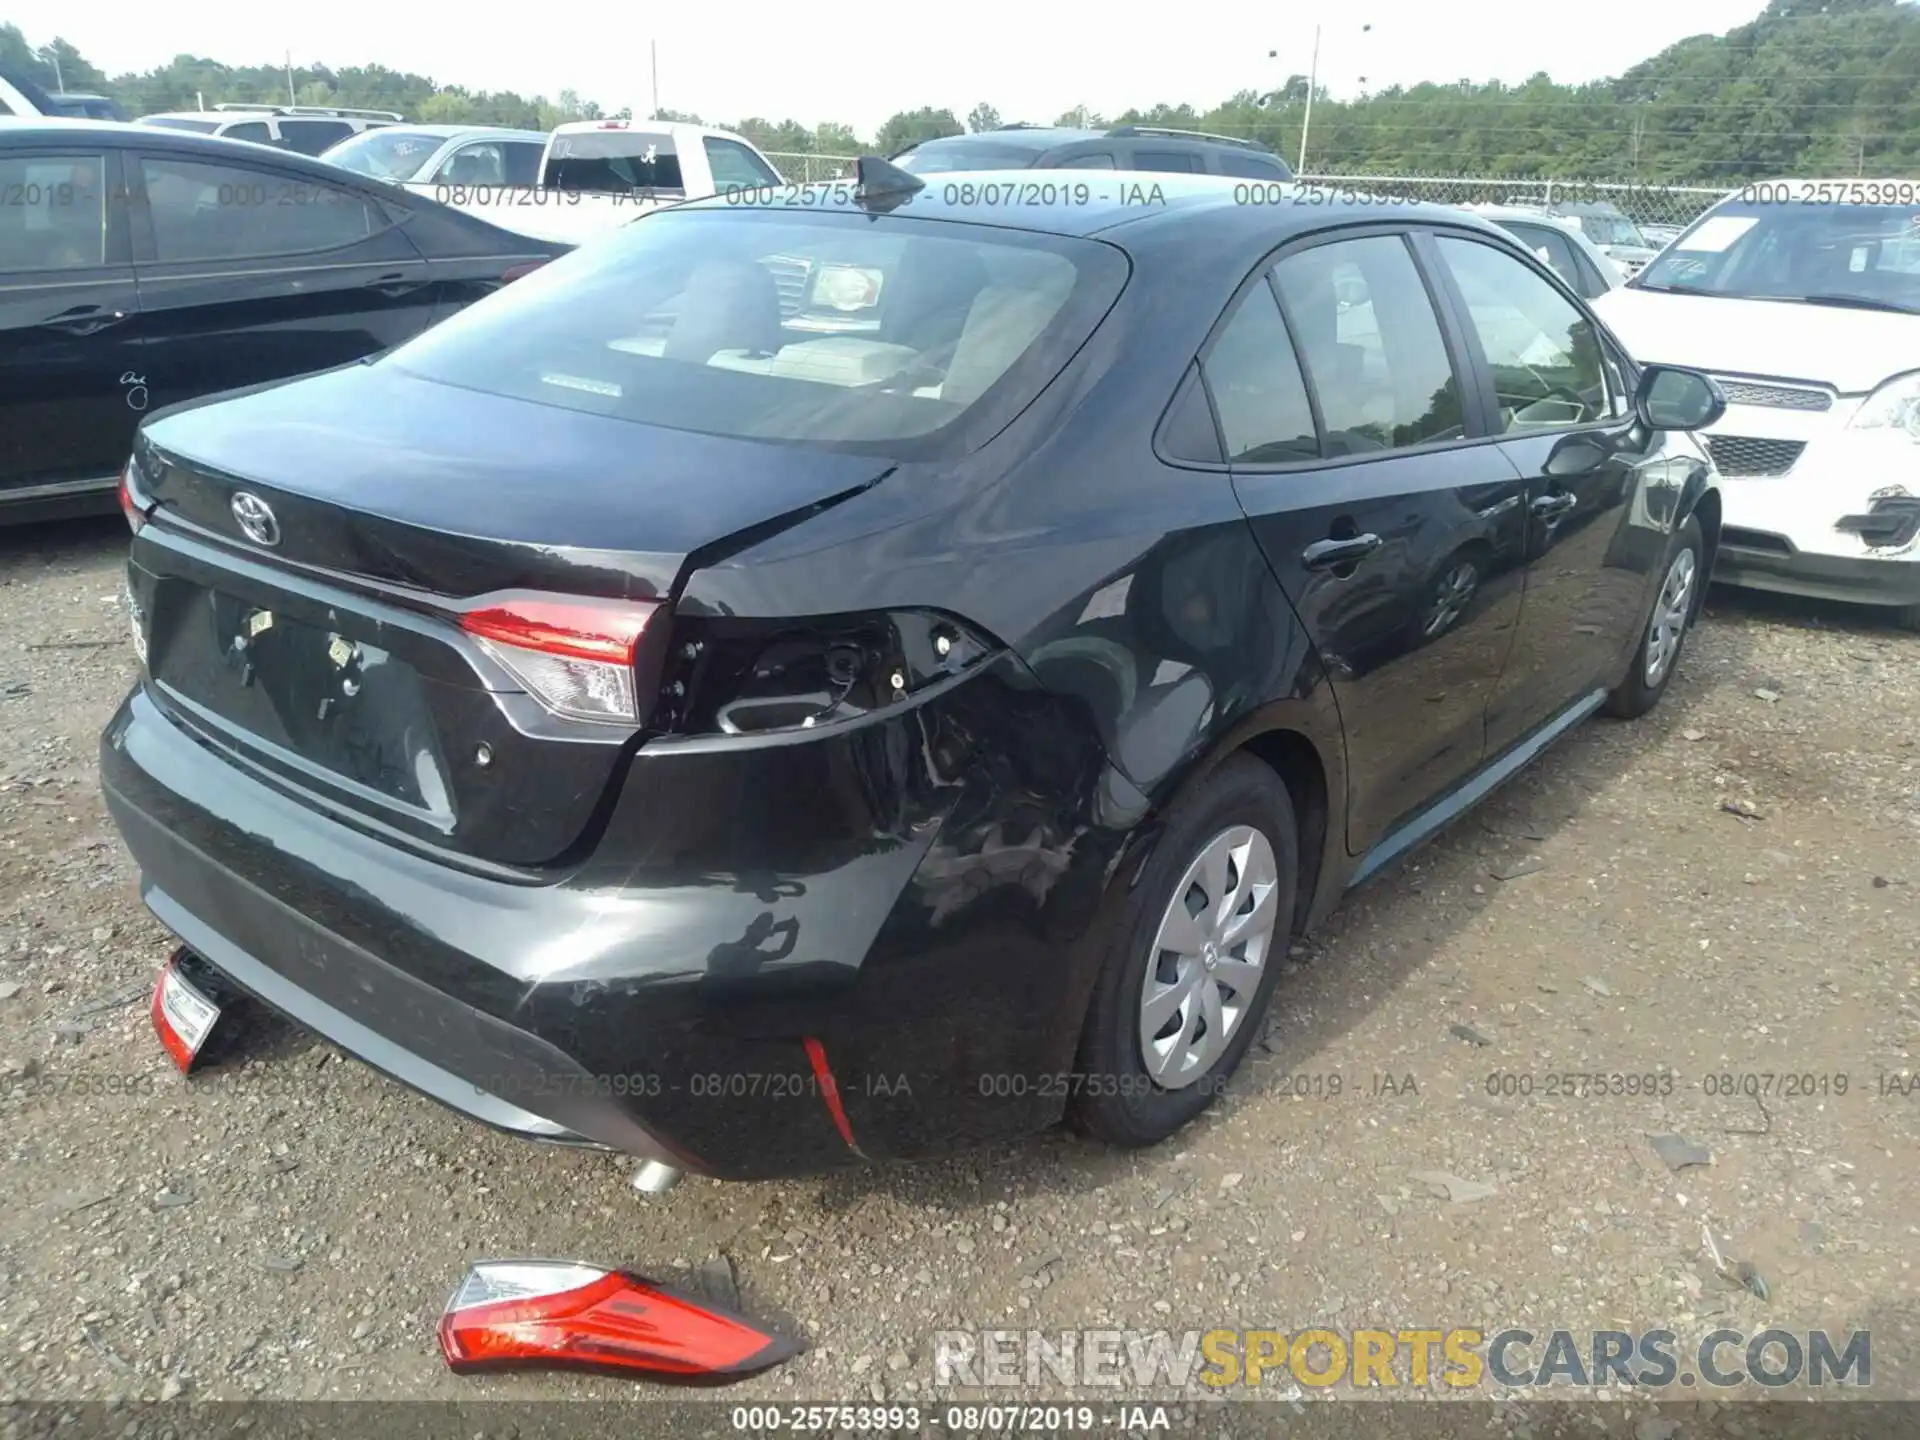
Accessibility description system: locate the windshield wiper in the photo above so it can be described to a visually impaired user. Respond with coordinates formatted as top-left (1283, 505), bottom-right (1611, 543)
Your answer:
top-left (1787, 293), bottom-right (1918, 316)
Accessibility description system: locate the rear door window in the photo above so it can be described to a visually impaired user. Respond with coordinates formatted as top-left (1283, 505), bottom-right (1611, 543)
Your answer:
top-left (139, 157), bottom-right (380, 262)
top-left (1133, 149), bottom-right (1201, 173)
top-left (502, 141), bottom-right (543, 186)
top-left (1056, 152), bottom-right (1116, 169)
top-left (219, 120), bottom-right (273, 146)
top-left (277, 120), bottom-right (355, 156)
top-left (437, 142), bottom-right (510, 185)
top-left (0, 154), bottom-right (109, 271)
top-left (1213, 150), bottom-right (1290, 180)
top-left (1272, 234), bottom-right (1468, 453)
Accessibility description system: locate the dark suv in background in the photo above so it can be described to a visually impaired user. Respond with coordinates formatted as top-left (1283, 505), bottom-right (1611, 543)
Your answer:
top-left (892, 124), bottom-right (1295, 180)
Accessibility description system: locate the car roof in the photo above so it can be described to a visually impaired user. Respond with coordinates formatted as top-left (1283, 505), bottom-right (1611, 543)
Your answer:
top-left (1463, 203), bottom-right (1582, 229)
top-left (0, 118), bottom-right (407, 174)
top-left (549, 119), bottom-right (757, 145)
top-left (345, 123), bottom-right (545, 142)
top-left (686, 169), bottom-right (1508, 249)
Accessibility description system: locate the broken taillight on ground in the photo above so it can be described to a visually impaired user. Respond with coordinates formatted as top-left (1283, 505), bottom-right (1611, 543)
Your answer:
top-left (438, 1261), bottom-right (801, 1381)
top-left (150, 950), bottom-right (224, 1073)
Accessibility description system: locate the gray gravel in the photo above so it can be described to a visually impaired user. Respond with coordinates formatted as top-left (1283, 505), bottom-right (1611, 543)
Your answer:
top-left (1, 516), bottom-right (1916, 1405)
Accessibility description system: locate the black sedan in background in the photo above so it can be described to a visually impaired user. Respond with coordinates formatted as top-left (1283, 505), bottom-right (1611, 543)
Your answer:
top-left (0, 120), bottom-right (565, 524)
top-left (102, 166), bottom-right (1725, 1184)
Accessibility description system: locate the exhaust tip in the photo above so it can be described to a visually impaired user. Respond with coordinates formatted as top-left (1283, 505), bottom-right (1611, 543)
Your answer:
top-left (631, 1160), bottom-right (682, 1195)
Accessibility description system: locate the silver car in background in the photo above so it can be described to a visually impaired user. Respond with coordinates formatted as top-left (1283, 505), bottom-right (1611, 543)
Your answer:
top-left (320, 124), bottom-right (548, 190)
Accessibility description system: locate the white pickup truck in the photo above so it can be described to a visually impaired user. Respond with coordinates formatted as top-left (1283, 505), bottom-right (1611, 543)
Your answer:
top-left (402, 118), bottom-right (791, 246)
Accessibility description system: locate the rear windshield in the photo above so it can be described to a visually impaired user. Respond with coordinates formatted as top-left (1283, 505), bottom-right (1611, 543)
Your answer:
top-left (1636, 198), bottom-right (1920, 311)
top-left (324, 127), bottom-right (447, 181)
top-left (893, 140), bottom-right (1043, 175)
top-left (544, 130), bottom-right (683, 195)
top-left (1569, 211), bottom-right (1648, 248)
top-left (384, 207), bottom-right (1127, 455)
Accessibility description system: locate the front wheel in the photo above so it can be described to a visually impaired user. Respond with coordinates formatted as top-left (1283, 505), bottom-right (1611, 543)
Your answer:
top-left (1605, 512), bottom-right (1703, 720)
top-left (1069, 756), bottom-right (1299, 1147)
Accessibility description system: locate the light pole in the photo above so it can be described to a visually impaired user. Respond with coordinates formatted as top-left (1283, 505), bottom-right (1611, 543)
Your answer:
top-left (1273, 22), bottom-right (1370, 178)
top-left (1298, 25), bottom-right (1321, 175)
top-left (39, 45), bottom-right (64, 93)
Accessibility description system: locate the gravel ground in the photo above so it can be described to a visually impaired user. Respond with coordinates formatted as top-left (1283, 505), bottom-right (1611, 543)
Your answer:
top-left (1, 514), bottom-right (1915, 1413)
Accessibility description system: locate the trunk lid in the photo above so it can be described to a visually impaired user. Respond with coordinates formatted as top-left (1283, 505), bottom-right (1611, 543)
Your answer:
top-left (131, 362), bottom-right (892, 868)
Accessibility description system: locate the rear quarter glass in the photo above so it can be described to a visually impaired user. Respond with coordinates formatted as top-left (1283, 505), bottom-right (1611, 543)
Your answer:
top-left (381, 206), bottom-right (1130, 459)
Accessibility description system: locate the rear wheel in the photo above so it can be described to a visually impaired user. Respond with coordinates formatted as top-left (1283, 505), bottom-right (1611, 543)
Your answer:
top-left (1605, 513), bottom-right (1703, 720)
top-left (1894, 602), bottom-right (1920, 633)
top-left (1070, 756), bottom-right (1298, 1147)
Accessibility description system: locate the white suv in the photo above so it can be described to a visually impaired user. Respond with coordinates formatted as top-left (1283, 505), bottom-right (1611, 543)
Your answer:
top-left (1595, 181), bottom-right (1920, 628)
top-left (135, 104), bottom-right (403, 157)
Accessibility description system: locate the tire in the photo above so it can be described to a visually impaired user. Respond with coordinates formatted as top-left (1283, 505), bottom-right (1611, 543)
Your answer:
top-left (1604, 512), bottom-right (1703, 720)
top-left (1894, 603), bottom-right (1920, 633)
top-left (1069, 755), bottom-right (1299, 1147)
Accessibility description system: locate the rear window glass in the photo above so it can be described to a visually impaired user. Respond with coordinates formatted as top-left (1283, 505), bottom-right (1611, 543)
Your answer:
top-left (545, 130), bottom-right (683, 194)
top-left (385, 207), bottom-right (1127, 455)
top-left (326, 128), bottom-right (448, 181)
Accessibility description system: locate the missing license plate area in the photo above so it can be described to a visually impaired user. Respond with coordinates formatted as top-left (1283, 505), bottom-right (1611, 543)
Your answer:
top-left (151, 584), bottom-right (449, 810)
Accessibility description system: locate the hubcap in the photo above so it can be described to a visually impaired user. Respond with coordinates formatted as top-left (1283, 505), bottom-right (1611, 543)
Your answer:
top-left (1423, 560), bottom-right (1480, 638)
top-left (1138, 825), bottom-right (1280, 1090)
top-left (1644, 545), bottom-right (1697, 687)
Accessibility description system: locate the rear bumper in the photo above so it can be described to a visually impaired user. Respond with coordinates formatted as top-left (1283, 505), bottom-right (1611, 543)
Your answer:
top-left (102, 655), bottom-right (1126, 1180)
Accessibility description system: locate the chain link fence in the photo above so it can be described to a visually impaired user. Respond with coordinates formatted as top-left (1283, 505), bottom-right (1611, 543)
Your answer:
top-left (761, 155), bottom-right (1728, 238)
top-left (764, 152), bottom-right (857, 184)
top-left (1295, 172), bottom-right (1727, 236)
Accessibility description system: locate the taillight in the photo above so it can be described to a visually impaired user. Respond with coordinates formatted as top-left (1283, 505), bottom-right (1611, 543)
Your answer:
top-left (459, 592), bottom-right (658, 725)
top-left (438, 1261), bottom-right (800, 1379)
top-left (119, 460), bottom-right (146, 535)
top-left (500, 260), bottom-right (547, 284)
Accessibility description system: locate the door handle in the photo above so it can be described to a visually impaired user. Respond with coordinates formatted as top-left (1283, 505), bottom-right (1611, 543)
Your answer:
top-left (1302, 533), bottom-right (1384, 571)
top-left (365, 272), bottom-right (428, 298)
top-left (1530, 491), bottom-right (1578, 520)
top-left (37, 305), bottom-right (129, 337)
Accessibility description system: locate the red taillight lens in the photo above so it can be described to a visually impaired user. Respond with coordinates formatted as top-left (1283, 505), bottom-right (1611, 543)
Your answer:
top-left (500, 260), bottom-right (547, 284)
top-left (150, 953), bottom-right (223, 1073)
top-left (119, 463), bottom-right (145, 535)
top-left (438, 1262), bottom-right (800, 1380)
top-left (459, 593), bottom-right (657, 724)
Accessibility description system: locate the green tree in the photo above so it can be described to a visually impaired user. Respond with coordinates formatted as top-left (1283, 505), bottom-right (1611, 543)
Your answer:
top-left (874, 107), bottom-right (963, 155)
top-left (966, 102), bottom-right (1001, 133)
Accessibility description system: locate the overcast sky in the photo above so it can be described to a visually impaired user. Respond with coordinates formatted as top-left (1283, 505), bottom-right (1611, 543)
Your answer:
top-left (14, 0), bottom-right (1771, 137)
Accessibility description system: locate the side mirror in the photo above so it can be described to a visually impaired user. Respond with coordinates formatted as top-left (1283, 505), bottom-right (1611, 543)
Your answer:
top-left (1634, 366), bottom-right (1726, 433)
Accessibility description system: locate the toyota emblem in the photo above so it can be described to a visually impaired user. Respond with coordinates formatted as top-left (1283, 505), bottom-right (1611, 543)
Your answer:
top-left (230, 492), bottom-right (280, 548)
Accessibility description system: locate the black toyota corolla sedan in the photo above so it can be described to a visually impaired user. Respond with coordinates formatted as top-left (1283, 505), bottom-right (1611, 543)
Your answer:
top-left (102, 163), bottom-right (1725, 1185)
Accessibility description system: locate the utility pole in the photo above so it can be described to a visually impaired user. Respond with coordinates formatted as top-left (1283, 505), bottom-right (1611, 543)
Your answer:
top-left (40, 46), bottom-right (64, 92)
top-left (651, 41), bottom-right (659, 120)
top-left (1298, 24), bottom-right (1321, 174)
top-left (285, 51), bottom-right (296, 106)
